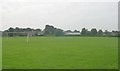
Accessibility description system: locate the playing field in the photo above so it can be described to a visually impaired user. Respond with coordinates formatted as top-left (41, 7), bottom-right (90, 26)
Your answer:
top-left (2, 37), bottom-right (118, 69)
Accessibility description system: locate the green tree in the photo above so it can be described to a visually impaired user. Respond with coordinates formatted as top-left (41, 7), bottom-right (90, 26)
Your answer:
top-left (26, 28), bottom-right (32, 32)
top-left (104, 30), bottom-right (111, 36)
top-left (98, 29), bottom-right (103, 36)
top-left (35, 29), bottom-right (41, 32)
top-left (91, 28), bottom-right (97, 36)
top-left (15, 27), bottom-right (20, 32)
top-left (54, 29), bottom-right (64, 36)
top-left (8, 27), bottom-right (14, 32)
top-left (44, 25), bottom-right (54, 35)
top-left (65, 30), bottom-right (72, 32)
top-left (44, 25), bottom-right (64, 36)
top-left (81, 28), bottom-right (88, 36)
top-left (74, 30), bottom-right (80, 33)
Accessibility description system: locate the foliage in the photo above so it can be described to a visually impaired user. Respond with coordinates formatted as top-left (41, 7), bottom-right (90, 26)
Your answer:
top-left (81, 28), bottom-right (88, 36)
top-left (98, 30), bottom-right (103, 36)
top-left (2, 25), bottom-right (120, 37)
top-left (44, 25), bottom-right (64, 36)
top-left (90, 28), bottom-right (97, 36)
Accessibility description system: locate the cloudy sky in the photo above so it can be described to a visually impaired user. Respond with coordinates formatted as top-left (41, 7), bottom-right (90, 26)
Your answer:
top-left (0, 0), bottom-right (119, 31)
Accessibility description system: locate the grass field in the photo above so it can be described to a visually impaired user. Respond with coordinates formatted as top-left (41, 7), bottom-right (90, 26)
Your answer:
top-left (2, 37), bottom-right (118, 69)
top-left (0, 37), bottom-right (2, 70)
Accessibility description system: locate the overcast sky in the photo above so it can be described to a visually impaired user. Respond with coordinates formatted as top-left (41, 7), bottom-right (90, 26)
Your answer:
top-left (0, 0), bottom-right (119, 31)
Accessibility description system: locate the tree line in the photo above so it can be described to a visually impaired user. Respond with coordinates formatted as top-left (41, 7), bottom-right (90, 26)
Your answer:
top-left (2, 25), bottom-right (120, 37)
top-left (4, 27), bottom-right (41, 32)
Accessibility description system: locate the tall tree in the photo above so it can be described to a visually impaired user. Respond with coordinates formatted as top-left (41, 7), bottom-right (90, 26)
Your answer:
top-left (26, 28), bottom-right (32, 32)
top-left (65, 30), bottom-right (72, 32)
top-left (44, 25), bottom-right (64, 36)
top-left (35, 29), bottom-right (41, 32)
top-left (104, 30), bottom-right (111, 36)
top-left (81, 28), bottom-right (88, 35)
top-left (8, 27), bottom-right (14, 32)
top-left (74, 30), bottom-right (80, 33)
top-left (91, 28), bottom-right (97, 36)
top-left (98, 29), bottom-right (103, 36)
top-left (54, 29), bottom-right (64, 36)
top-left (15, 27), bottom-right (20, 32)
top-left (44, 25), bottom-right (55, 35)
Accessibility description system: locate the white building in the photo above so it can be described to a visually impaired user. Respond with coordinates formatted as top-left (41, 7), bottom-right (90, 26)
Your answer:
top-left (64, 32), bottom-right (80, 36)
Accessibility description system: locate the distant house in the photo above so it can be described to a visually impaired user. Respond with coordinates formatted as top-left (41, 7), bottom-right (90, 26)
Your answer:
top-left (64, 32), bottom-right (80, 36)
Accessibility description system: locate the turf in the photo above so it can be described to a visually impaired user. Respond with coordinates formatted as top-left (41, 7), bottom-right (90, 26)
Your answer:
top-left (0, 37), bottom-right (2, 70)
top-left (2, 37), bottom-right (118, 69)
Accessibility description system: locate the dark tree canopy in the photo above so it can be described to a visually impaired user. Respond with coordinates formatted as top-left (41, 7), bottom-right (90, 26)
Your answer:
top-left (8, 27), bottom-right (14, 32)
top-left (98, 30), bottom-right (103, 36)
top-left (81, 28), bottom-right (88, 35)
top-left (65, 30), bottom-right (72, 32)
top-left (44, 25), bottom-right (64, 36)
top-left (91, 28), bottom-right (97, 36)
top-left (2, 25), bottom-right (119, 37)
top-left (74, 30), bottom-right (80, 33)
top-left (36, 29), bottom-right (41, 32)
top-left (104, 30), bottom-right (111, 36)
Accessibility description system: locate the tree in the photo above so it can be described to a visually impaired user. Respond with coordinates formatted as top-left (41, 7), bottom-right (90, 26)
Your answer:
top-left (91, 28), bottom-right (97, 36)
top-left (81, 28), bottom-right (88, 36)
top-left (26, 28), bottom-right (32, 32)
top-left (8, 27), bottom-right (14, 32)
top-left (15, 27), bottom-right (20, 32)
top-left (65, 30), bottom-right (72, 32)
top-left (54, 29), bottom-right (64, 36)
top-left (44, 25), bottom-right (55, 35)
top-left (35, 29), bottom-right (41, 32)
top-left (118, 31), bottom-right (120, 37)
top-left (44, 25), bottom-right (64, 36)
top-left (104, 30), bottom-right (111, 36)
top-left (74, 30), bottom-right (80, 33)
top-left (98, 29), bottom-right (103, 36)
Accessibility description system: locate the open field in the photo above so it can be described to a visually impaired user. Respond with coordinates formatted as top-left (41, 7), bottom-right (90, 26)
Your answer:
top-left (0, 37), bottom-right (2, 70)
top-left (2, 37), bottom-right (118, 69)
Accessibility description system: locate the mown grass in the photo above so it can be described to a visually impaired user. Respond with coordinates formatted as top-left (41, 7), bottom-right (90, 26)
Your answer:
top-left (2, 37), bottom-right (118, 69)
top-left (0, 37), bottom-right (2, 70)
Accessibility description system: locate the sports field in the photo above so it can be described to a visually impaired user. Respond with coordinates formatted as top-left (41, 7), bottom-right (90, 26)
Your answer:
top-left (0, 37), bottom-right (2, 70)
top-left (2, 37), bottom-right (118, 69)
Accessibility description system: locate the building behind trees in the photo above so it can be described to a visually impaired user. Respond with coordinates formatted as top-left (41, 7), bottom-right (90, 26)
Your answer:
top-left (2, 25), bottom-right (120, 37)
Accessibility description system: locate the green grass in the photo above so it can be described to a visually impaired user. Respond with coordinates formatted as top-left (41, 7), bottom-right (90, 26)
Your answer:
top-left (0, 37), bottom-right (2, 70)
top-left (2, 37), bottom-right (118, 69)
